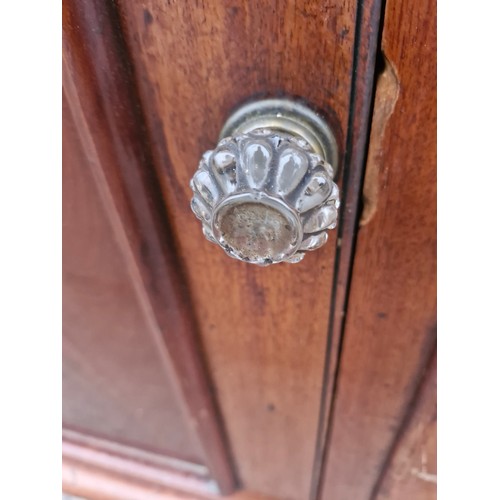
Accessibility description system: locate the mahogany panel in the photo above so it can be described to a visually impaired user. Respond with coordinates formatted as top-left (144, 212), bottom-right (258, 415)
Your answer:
top-left (114, 1), bottom-right (372, 497)
top-left (374, 353), bottom-right (436, 500)
top-left (63, 96), bottom-right (202, 462)
top-left (63, 0), bottom-right (236, 492)
top-left (320, 0), bottom-right (437, 498)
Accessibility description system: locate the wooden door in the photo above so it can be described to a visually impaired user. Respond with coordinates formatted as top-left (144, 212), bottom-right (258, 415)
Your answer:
top-left (62, 0), bottom-right (436, 498)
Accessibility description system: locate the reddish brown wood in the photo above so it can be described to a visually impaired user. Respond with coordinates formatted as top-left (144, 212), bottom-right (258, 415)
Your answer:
top-left (319, 0), bottom-right (437, 497)
top-left (63, 0), bottom-right (236, 492)
top-left (63, 0), bottom-right (435, 497)
top-left (63, 95), bottom-right (203, 461)
top-left (374, 352), bottom-right (436, 500)
top-left (113, 1), bottom-right (377, 497)
top-left (310, 0), bottom-right (384, 496)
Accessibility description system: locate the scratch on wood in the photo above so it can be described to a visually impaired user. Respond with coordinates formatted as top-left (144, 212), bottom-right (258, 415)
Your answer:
top-left (411, 469), bottom-right (437, 484)
top-left (410, 448), bottom-right (437, 484)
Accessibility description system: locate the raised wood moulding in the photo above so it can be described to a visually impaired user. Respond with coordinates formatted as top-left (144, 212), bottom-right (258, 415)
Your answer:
top-left (62, 429), bottom-right (218, 496)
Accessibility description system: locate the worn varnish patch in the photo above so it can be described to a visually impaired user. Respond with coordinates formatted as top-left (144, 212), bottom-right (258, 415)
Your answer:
top-left (360, 54), bottom-right (400, 227)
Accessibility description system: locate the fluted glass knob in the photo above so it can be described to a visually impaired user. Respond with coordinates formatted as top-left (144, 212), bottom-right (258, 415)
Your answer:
top-left (190, 99), bottom-right (340, 265)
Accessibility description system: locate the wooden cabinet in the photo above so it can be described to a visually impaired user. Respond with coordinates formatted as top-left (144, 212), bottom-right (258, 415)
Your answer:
top-left (62, 0), bottom-right (436, 498)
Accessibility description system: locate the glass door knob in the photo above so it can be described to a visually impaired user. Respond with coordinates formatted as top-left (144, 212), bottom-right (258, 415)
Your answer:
top-left (190, 98), bottom-right (340, 265)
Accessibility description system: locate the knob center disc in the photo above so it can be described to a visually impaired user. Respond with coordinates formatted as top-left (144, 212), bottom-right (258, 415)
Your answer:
top-left (212, 193), bottom-right (302, 265)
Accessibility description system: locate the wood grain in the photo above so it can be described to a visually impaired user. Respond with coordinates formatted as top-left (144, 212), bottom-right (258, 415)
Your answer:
top-left (309, 0), bottom-right (384, 496)
top-left (114, 1), bottom-right (366, 497)
top-left (63, 0), bottom-right (236, 492)
top-left (319, 0), bottom-right (437, 498)
top-left (63, 0), bottom-right (434, 497)
top-left (63, 95), bottom-right (203, 461)
top-left (374, 352), bottom-right (436, 500)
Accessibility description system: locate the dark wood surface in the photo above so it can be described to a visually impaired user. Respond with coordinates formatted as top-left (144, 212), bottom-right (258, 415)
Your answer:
top-left (114, 0), bottom-right (383, 497)
top-left (309, 0), bottom-right (383, 495)
top-left (63, 0), bottom-right (237, 492)
top-left (62, 0), bottom-right (435, 497)
top-left (319, 0), bottom-right (437, 498)
top-left (374, 352), bottom-right (436, 500)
